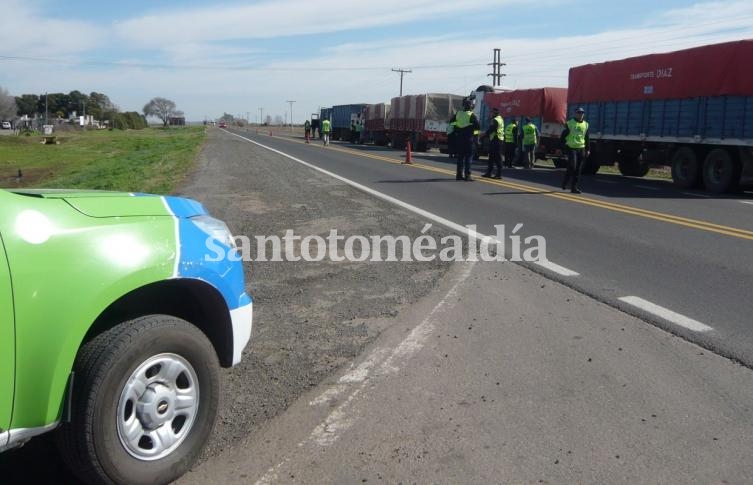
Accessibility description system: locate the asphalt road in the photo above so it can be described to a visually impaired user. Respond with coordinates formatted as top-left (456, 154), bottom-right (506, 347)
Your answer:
top-left (227, 129), bottom-right (753, 367)
top-left (3, 127), bottom-right (753, 483)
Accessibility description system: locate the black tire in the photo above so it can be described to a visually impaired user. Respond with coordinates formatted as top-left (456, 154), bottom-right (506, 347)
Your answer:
top-left (671, 146), bottom-right (702, 189)
top-left (553, 157), bottom-right (568, 169)
top-left (618, 153), bottom-right (650, 177)
top-left (58, 315), bottom-right (220, 485)
top-left (702, 148), bottom-right (741, 194)
top-left (581, 154), bottom-right (600, 175)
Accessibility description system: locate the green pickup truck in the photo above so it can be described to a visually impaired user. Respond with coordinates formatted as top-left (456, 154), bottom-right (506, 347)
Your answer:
top-left (0, 188), bottom-right (253, 484)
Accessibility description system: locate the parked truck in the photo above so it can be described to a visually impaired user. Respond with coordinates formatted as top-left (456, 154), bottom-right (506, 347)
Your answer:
top-left (474, 87), bottom-right (568, 165)
top-left (363, 103), bottom-right (391, 146)
top-left (330, 104), bottom-right (367, 141)
top-left (387, 93), bottom-right (464, 151)
top-left (569, 39), bottom-right (753, 192)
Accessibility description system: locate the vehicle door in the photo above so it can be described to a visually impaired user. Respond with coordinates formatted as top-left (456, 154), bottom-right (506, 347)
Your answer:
top-left (0, 231), bottom-right (14, 437)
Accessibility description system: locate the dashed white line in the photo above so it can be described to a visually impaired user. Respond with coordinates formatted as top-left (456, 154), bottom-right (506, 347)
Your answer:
top-left (534, 260), bottom-right (580, 277)
top-left (739, 201), bottom-right (753, 206)
top-left (618, 296), bottom-right (713, 332)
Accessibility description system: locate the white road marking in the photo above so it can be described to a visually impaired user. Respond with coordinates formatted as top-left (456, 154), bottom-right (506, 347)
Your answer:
top-left (739, 201), bottom-right (753, 206)
top-left (618, 296), bottom-right (713, 332)
top-left (534, 260), bottom-right (580, 277)
top-left (635, 185), bottom-right (660, 191)
top-left (229, 132), bottom-right (579, 279)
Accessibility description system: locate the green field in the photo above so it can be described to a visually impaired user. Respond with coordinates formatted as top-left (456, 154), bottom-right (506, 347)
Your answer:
top-left (0, 127), bottom-right (206, 193)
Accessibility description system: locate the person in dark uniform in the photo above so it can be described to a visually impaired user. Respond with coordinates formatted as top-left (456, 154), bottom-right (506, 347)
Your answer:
top-left (450, 98), bottom-right (481, 181)
top-left (481, 107), bottom-right (504, 179)
top-left (560, 107), bottom-right (590, 194)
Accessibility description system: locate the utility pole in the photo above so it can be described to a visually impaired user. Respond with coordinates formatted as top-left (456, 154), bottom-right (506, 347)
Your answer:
top-left (391, 68), bottom-right (412, 96)
top-left (259, 107), bottom-right (264, 126)
top-left (487, 48), bottom-right (506, 87)
top-left (246, 112), bottom-right (250, 125)
top-left (286, 100), bottom-right (295, 132)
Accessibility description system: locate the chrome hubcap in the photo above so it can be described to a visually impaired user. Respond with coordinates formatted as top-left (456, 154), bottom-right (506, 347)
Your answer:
top-left (117, 353), bottom-right (199, 461)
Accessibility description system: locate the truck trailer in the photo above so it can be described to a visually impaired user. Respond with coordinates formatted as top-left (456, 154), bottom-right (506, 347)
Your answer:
top-left (363, 103), bottom-right (391, 145)
top-left (568, 39), bottom-right (753, 192)
top-left (476, 87), bottom-right (568, 164)
top-left (330, 104), bottom-right (367, 141)
top-left (388, 93), bottom-right (464, 151)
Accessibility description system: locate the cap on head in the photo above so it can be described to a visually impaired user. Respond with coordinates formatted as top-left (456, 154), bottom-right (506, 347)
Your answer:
top-left (524, 116), bottom-right (531, 122)
top-left (463, 99), bottom-right (473, 109)
top-left (575, 107), bottom-right (585, 114)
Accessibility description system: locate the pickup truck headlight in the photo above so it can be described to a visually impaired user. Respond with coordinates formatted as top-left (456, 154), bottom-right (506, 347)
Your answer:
top-left (191, 215), bottom-right (236, 249)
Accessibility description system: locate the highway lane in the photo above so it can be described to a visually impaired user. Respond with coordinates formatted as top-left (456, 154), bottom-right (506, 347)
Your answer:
top-left (226, 129), bottom-right (753, 366)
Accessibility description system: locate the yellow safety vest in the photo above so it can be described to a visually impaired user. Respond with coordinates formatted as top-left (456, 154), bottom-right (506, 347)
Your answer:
top-left (504, 123), bottom-right (516, 143)
top-left (492, 115), bottom-right (504, 141)
top-left (565, 118), bottom-right (589, 149)
top-left (522, 123), bottom-right (538, 145)
top-left (455, 110), bottom-right (472, 128)
top-left (322, 120), bottom-right (331, 133)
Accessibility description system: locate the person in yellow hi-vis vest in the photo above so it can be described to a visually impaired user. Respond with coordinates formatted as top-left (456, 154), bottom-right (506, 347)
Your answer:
top-left (450, 98), bottom-right (481, 181)
top-left (322, 118), bottom-right (331, 146)
top-left (521, 117), bottom-right (539, 169)
top-left (560, 107), bottom-right (590, 194)
top-left (481, 107), bottom-right (504, 179)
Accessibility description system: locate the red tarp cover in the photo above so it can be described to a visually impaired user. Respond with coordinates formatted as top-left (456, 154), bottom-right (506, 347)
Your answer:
top-left (568, 39), bottom-right (753, 103)
top-left (483, 88), bottom-right (568, 124)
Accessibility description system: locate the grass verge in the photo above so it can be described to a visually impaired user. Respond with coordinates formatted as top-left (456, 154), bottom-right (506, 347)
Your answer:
top-left (0, 127), bottom-right (206, 193)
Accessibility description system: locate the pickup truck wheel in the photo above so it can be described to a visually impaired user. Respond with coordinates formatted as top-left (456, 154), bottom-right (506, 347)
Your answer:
top-left (702, 148), bottom-right (741, 194)
top-left (57, 315), bottom-right (220, 485)
top-left (671, 147), bottom-right (701, 188)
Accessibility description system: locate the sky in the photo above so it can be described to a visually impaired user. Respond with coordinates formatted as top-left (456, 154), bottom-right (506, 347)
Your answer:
top-left (1, 0), bottom-right (753, 123)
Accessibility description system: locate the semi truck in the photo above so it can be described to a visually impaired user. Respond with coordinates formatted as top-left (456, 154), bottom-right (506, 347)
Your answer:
top-left (474, 87), bottom-right (568, 165)
top-left (330, 104), bottom-right (367, 141)
top-left (387, 93), bottom-right (464, 151)
top-left (363, 103), bottom-right (391, 145)
top-left (569, 39), bottom-right (753, 192)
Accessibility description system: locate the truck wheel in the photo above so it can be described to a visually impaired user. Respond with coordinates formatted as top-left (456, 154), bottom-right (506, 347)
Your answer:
top-left (618, 154), bottom-right (650, 177)
top-left (58, 315), bottom-right (220, 485)
top-left (702, 148), bottom-right (741, 194)
top-left (581, 155), bottom-right (600, 175)
top-left (553, 158), bottom-right (568, 169)
top-left (671, 147), bottom-right (702, 188)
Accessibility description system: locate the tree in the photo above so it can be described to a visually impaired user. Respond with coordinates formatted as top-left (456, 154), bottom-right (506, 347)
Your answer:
top-left (15, 94), bottom-right (38, 117)
top-left (143, 97), bottom-right (178, 127)
top-left (0, 86), bottom-right (17, 120)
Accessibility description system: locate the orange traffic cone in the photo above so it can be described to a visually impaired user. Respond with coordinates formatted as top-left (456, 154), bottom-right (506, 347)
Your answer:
top-left (403, 140), bottom-right (413, 164)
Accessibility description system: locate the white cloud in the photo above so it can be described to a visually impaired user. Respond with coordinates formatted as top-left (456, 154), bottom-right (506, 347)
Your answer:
top-left (0, 0), bottom-right (106, 57)
top-left (113, 0), bottom-right (494, 46)
top-left (2, 0), bottom-right (753, 123)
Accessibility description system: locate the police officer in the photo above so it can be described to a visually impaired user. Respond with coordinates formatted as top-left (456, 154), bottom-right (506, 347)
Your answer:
top-left (481, 107), bottom-right (504, 179)
top-left (304, 119), bottom-right (312, 143)
top-left (322, 118), bottom-right (332, 146)
top-left (503, 118), bottom-right (517, 168)
top-left (521, 117), bottom-right (539, 169)
top-left (560, 107), bottom-right (590, 193)
top-left (450, 98), bottom-right (480, 181)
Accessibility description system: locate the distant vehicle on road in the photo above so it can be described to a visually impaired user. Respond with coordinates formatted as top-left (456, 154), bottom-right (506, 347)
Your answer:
top-left (0, 188), bottom-right (253, 485)
top-left (219, 122), bottom-right (227, 128)
top-left (1, 122), bottom-right (11, 129)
